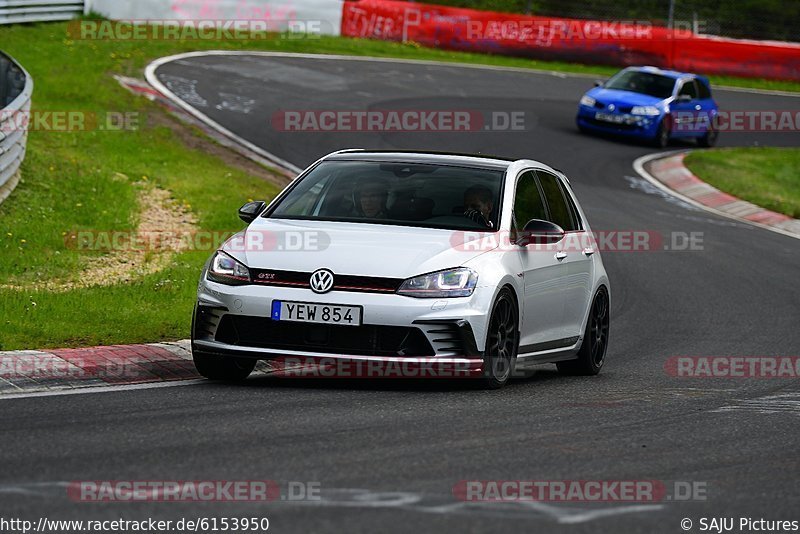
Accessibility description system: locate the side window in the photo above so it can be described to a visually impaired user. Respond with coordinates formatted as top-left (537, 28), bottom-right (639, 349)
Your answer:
top-left (537, 171), bottom-right (576, 231)
top-left (559, 181), bottom-right (583, 231)
top-left (513, 171), bottom-right (548, 230)
top-left (679, 80), bottom-right (698, 100)
top-left (697, 80), bottom-right (712, 100)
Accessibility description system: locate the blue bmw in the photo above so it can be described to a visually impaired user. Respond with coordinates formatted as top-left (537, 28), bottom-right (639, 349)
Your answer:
top-left (576, 66), bottom-right (719, 148)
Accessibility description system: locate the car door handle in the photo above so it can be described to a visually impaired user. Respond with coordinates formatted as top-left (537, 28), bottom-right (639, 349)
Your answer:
top-left (555, 251), bottom-right (568, 261)
top-left (583, 248), bottom-right (595, 256)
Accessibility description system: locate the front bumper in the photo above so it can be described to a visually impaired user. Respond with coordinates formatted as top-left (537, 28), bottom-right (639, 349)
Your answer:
top-left (576, 105), bottom-right (660, 138)
top-left (192, 277), bottom-right (491, 366)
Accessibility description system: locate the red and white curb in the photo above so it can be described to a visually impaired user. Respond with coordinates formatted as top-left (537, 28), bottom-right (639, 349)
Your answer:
top-left (634, 151), bottom-right (800, 240)
top-left (0, 340), bottom-right (201, 395)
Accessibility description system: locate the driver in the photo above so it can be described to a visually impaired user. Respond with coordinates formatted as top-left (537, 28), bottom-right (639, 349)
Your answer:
top-left (353, 178), bottom-right (390, 218)
top-left (463, 185), bottom-right (494, 228)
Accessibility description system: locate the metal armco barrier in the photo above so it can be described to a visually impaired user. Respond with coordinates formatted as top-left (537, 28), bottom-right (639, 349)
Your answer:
top-left (0, 0), bottom-right (85, 25)
top-left (88, 0), bottom-right (344, 35)
top-left (0, 51), bottom-right (32, 206)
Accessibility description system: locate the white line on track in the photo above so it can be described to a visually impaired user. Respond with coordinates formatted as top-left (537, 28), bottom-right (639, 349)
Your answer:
top-left (0, 379), bottom-right (208, 401)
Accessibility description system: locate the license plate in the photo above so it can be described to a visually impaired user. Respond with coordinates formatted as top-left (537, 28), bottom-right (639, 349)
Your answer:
top-left (271, 300), bottom-right (362, 326)
top-left (595, 112), bottom-right (630, 124)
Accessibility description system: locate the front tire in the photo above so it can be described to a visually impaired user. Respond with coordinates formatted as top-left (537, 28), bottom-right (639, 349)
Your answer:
top-left (653, 118), bottom-right (671, 148)
top-left (193, 351), bottom-right (256, 381)
top-left (478, 289), bottom-right (519, 389)
top-left (557, 288), bottom-right (610, 376)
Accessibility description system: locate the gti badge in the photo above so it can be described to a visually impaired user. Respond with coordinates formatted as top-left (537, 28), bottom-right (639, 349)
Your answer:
top-left (310, 269), bottom-right (335, 294)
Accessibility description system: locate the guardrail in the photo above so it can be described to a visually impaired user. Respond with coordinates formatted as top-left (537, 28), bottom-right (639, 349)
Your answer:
top-left (0, 0), bottom-right (85, 25)
top-left (0, 51), bottom-right (32, 206)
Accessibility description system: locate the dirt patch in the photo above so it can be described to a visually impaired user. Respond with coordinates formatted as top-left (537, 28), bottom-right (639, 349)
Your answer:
top-left (1, 184), bottom-right (198, 292)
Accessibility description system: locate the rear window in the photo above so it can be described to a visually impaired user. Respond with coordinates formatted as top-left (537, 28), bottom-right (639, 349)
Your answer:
top-left (269, 161), bottom-right (505, 231)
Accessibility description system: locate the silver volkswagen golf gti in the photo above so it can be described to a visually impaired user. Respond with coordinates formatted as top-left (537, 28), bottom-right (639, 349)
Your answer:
top-left (192, 150), bottom-right (610, 388)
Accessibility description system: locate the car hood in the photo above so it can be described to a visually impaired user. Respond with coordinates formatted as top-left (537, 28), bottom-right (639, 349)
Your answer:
top-left (588, 87), bottom-right (666, 108)
top-left (221, 218), bottom-right (498, 279)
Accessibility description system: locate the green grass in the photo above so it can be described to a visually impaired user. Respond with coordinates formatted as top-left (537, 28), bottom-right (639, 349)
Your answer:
top-left (684, 148), bottom-right (800, 218)
top-left (0, 20), bottom-right (798, 350)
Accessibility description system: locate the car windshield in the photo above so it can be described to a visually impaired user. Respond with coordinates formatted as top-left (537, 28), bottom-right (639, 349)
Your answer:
top-left (269, 160), bottom-right (505, 231)
top-left (604, 71), bottom-right (676, 99)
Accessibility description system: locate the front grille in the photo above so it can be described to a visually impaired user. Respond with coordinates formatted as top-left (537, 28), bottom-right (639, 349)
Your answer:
top-left (214, 314), bottom-right (435, 357)
top-left (250, 269), bottom-right (403, 293)
top-left (585, 118), bottom-right (641, 131)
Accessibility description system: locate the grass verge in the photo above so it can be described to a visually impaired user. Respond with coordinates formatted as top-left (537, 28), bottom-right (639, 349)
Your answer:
top-left (684, 148), bottom-right (800, 218)
top-left (0, 20), bottom-right (797, 350)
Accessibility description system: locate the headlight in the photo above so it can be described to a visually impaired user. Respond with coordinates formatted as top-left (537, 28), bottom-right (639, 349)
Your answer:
top-left (580, 95), bottom-right (596, 107)
top-left (207, 251), bottom-right (250, 285)
top-left (631, 106), bottom-right (661, 116)
top-left (397, 268), bottom-right (478, 298)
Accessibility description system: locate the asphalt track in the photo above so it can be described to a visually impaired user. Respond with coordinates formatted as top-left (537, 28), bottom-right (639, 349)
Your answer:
top-left (2, 53), bottom-right (799, 533)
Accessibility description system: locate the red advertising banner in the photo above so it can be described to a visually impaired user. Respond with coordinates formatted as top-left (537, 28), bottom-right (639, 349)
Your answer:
top-left (341, 0), bottom-right (800, 81)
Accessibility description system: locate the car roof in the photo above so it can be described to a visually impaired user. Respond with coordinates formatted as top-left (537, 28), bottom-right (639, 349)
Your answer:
top-left (626, 65), bottom-right (703, 81)
top-left (323, 149), bottom-right (514, 171)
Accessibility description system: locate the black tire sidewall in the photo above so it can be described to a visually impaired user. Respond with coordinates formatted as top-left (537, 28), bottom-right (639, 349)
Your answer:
top-left (481, 289), bottom-right (519, 388)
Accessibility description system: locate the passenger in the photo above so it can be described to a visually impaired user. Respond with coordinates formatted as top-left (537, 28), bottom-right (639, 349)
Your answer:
top-left (353, 178), bottom-right (390, 218)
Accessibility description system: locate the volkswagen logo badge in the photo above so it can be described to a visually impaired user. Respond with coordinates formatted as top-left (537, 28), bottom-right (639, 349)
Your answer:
top-left (309, 269), bottom-right (335, 294)
top-left (608, 104), bottom-right (615, 111)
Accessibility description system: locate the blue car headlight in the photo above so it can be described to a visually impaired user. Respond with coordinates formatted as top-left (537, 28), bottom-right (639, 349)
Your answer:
top-left (631, 106), bottom-right (661, 116)
top-left (580, 95), bottom-right (596, 107)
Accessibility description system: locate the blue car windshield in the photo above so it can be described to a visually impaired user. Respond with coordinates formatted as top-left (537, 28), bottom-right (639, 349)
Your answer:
top-left (268, 161), bottom-right (504, 231)
top-left (605, 71), bottom-right (676, 99)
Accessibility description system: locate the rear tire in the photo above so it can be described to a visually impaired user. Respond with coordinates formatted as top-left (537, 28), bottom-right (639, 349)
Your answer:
top-left (193, 351), bottom-right (256, 381)
top-left (698, 119), bottom-right (719, 147)
top-left (477, 289), bottom-right (519, 389)
top-left (557, 288), bottom-right (609, 376)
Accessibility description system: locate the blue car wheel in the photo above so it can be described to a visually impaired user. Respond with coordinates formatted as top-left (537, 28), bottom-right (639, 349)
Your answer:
top-left (653, 118), bottom-right (671, 148)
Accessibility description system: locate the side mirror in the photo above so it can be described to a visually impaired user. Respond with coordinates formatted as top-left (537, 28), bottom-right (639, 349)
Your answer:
top-left (238, 201), bottom-right (267, 224)
top-left (677, 94), bottom-right (693, 103)
top-left (516, 219), bottom-right (565, 247)
top-left (593, 80), bottom-right (604, 87)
